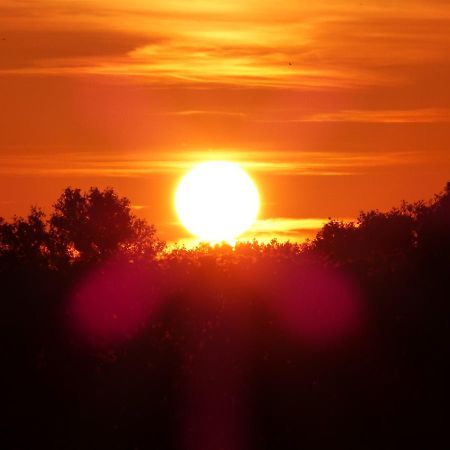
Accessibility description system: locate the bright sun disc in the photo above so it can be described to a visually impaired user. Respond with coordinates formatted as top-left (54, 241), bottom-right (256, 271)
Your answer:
top-left (175, 161), bottom-right (259, 243)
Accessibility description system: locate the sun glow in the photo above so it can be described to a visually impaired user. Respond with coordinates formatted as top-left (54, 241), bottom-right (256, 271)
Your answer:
top-left (175, 161), bottom-right (260, 243)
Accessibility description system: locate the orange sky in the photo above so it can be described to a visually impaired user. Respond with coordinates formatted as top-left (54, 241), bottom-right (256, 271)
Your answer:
top-left (1, 0), bottom-right (449, 244)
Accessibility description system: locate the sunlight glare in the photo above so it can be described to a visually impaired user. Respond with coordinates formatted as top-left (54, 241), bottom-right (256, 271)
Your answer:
top-left (175, 161), bottom-right (259, 243)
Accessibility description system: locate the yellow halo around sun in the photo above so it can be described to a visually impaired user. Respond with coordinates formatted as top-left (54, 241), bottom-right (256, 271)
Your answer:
top-left (175, 161), bottom-right (260, 243)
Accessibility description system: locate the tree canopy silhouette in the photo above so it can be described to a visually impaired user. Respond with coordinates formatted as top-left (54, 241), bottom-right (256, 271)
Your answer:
top-left (50, 187), bottom-right (164, 264)
top-left (0, 187), bottom-right (164, 270)
top-left (0, 207), bottom-right (49, 270)
top-left (312, 182), bottom-right (450, 274)
top-left (2, 183), bottom-right (449, 450)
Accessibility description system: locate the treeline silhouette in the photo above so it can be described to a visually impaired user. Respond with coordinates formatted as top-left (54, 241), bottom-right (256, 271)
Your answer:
top-left (2, 184), bottom-right (449, 450)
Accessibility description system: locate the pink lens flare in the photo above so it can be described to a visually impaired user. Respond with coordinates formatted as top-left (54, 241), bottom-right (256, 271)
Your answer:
top-left (270, 264), bottom-right (362, 346)
top-left (68, 258), bottom-right (162, 346)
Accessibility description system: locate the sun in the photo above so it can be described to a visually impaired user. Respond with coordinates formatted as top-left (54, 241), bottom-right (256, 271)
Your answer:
top-left (175, 161), bottom-right (260, 243)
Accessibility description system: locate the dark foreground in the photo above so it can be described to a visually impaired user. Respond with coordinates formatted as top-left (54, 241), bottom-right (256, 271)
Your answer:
top-left (3, 185), bottom-right (449, 450)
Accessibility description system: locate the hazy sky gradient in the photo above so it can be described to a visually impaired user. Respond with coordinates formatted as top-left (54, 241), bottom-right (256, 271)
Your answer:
top-left (1, 0), bottom-right (449, 243)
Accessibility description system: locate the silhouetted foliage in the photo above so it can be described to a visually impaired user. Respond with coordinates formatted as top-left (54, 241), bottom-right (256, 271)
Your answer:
top-left (2, 184), bottom-right (449, 450)
top-left (0, 207), bottom-right (50, 270)
top-left (1, 187), bottom-right (164, 271)
top-left (312, 183), bottom-right (450, 274)
top-left (50, 187), bottom-right (165, 265)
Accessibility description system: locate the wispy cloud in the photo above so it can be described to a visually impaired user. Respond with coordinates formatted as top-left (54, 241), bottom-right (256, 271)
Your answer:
top-left (249, 218), bottom-right (335, 233)
top-left (241, 216), bottom-right (355, 242)
top-left (166, 216), bottom-right (353, 248)
top-left (295, 108), bottom-right (450, 123)
top-left (2, 1), bottom-right (450, 89)
top-left (0, 150), bottom-right (425, 178)
top-left (159, 110), bottom-right (247, 117)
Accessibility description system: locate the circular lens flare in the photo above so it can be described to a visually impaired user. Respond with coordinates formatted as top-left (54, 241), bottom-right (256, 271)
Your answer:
top-left (175, 161), bottom-right (259, 243)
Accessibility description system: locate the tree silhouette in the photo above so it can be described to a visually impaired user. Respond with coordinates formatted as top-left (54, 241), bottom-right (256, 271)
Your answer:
top-left (311, 183), bottom-right (450, 274)
top-left (0, 207), bottom-right (49, 269)
top-left (1, 187), bottom-right (164, 270)
top-left (50, 187), bottom-right (165, 265)
top-left (2, 183), bottom-right (450, 450)
top-left (415, 182), bottom-right (450, 267)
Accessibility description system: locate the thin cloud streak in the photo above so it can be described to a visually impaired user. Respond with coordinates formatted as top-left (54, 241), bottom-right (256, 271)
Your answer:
top-left (159, 110), bottom-right (247, 117)
top-left (167, 216), bottom-right (352, 249)
top-left (242, 216), bottom-right (355, 242)
top-left (293, 108), bottom-right (450, 123)
top-left (155, 108), bottom-right (450, 123)
top-left (249, 218), bottom-right (338, 233)
top-left (0, 151), bottom-right (424, 178)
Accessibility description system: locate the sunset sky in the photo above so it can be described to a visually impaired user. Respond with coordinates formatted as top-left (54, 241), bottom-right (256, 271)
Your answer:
top-left (1, 0), bottom-right (449, 245)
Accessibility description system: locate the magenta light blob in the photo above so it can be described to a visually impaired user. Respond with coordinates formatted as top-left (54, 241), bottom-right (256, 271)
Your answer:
top-left (68, 259), bottom-right (161, 346)
top-left (272, 265), bottom-right (362, 346)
